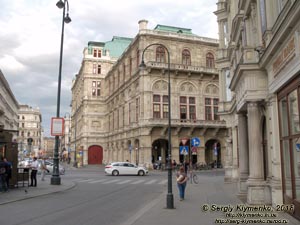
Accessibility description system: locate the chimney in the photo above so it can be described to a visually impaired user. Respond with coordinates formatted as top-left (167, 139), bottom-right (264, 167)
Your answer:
top-left (138, 19), bottom-right (148, 31)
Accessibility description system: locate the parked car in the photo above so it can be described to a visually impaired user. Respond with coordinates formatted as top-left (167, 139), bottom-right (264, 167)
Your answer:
top-left (105, 162), bottom-right (148, 176)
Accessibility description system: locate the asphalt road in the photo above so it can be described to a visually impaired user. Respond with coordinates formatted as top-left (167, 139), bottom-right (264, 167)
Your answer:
top-left (2, 167), bottom-right (167, 225)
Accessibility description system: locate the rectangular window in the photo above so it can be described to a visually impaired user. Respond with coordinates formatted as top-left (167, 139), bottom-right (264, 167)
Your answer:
top-left (190, 105), bottom-right (196, 119)
top-left (122, 106), bottom-right (125, 127)
top-left (205, 106), bottom-right (212, 120)
top-left (97, 65), bottom-right (101, 74)
top-left (163, 104), bottom-right (169, 118)
top-left (93, 64), bottom-right (96, 74)
top-left (153, 104), bottom-right (160, 118)
top-left (282, 140), bottom-right (292, 198)
top-left (288, 90), bottom-right (299, 135)
top-left (180, 96), bottom-right (187, 104)
top-left (92, 81), bottom-right (101, 96)
top-left (129, 102), bottom-right (131, 124)
top-left (205, 97), bottom-right (219, 120)
top-left (130, 58), bottom-right (132, 76)
top-left (279, 98), bottom-right (289, 137)
top-left (136, 98), bottom-right (139, 122)
top-left (180, 106), bottom-right (187, 120)
top-left (153, 95), bottom-right (160, 102)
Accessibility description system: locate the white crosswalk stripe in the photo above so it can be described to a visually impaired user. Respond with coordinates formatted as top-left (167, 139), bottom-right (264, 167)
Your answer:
top-left (73, 178), bottom-right (167, 185)
top-left (158, 179), bottom-right (168, 184)
top-left (117, 180), bottom-right (132, 184)
top-left (76, 179), bottom-right (94, 183)
top-left (144, 179), bottom-right (157, 184)
top-left (131, 180), bottom-right (145, 184)
top-left (102, 179), bottom-right (121, 184)
top-left (88, 179), bottom-right (108, 184)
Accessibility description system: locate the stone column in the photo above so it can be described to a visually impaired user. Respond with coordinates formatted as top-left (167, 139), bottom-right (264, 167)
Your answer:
top-left (237, 113), bottom-right (249, 199)
top-left (224, 128), bottom-right (233, 182)
top-left (247, 102), bottom-right (271, 204)
top-left (248, 102), bottom-right (264, 180)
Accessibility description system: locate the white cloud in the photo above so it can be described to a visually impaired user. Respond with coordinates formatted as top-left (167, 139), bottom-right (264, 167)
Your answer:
top-left (0, 0), bottom-right (218, 136)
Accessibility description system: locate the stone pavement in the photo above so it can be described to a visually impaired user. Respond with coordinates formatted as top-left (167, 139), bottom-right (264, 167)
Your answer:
top-left (0, 168), bottom-right (299, 225)
top-left (0, 177), bottom-right (75, 205)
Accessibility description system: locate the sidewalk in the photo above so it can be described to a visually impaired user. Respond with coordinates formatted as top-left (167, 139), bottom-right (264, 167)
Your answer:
top-left (123, 170), bottom-right (300, 225)
top-left (1, 168), bottom-right (299, 225)
top-left (0, 177), bottom-right (75, 205)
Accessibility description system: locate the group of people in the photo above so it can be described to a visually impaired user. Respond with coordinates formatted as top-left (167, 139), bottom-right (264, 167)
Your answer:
top-left (29, 157), bottom-right (49, 187)
top-left (0, 156), bottom-right (12, 192)
top-left (0, 156), bottom-right (50, 191)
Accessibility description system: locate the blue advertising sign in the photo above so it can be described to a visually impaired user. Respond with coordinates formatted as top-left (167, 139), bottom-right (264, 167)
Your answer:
top-left (191, 137), bottom-right (201, 147)
top-left (179, 146), bottom-right (189, 155)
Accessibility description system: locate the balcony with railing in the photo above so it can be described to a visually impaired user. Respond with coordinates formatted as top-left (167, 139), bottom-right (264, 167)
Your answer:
top-left (146, 118), bottom-right (226, 128)
top-left (146, 61), bottom-right (218, 75)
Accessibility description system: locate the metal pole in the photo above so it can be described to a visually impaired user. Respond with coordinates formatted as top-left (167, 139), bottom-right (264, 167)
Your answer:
top-left (51, 1), bottom-right (66, 185)
top-left (140, 43), bottom-right (174, 209)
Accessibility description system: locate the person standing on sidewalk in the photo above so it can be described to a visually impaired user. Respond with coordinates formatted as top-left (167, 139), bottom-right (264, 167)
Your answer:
top-left (40, 158), bottom-right (49, 181)
top-left (0, 156), bottom-right (8, 192)
top-left (176, 166), bottom-right (188, 201)
top-left (29, 157), bottom-right (38, 187)
top-left (3, 158), bottom-right (12, 190)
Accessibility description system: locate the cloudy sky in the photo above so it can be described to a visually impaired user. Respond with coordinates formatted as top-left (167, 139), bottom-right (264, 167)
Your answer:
top-left (0, 0), bottom-right (218, 136)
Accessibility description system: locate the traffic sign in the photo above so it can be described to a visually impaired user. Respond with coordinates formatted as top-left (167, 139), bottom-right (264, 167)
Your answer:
top-left (191, 137), bottom-right (200, 147)
top-left (129, 145), bottom-right (132, 153)
top-left (179, 146), bottom-right (189, 155)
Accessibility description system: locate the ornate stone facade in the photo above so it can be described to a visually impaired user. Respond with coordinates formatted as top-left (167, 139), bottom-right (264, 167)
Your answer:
top-left (72, 20), bottom-right (227, 170)
top-left (215, 0), bottom-right (300, 220)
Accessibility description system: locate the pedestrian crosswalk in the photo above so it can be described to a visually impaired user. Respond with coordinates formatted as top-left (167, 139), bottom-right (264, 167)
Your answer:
top-left (72, 178), bottom-right (168, 185)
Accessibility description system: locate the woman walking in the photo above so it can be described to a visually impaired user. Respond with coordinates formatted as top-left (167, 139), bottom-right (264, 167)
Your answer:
top-left (176, 166), bottom-right (188, 201)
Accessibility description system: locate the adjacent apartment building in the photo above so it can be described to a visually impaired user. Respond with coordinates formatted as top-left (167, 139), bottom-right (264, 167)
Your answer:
top-left (215, 0), bottom-right (300, 220)
top-left (72, 20), bottom-right (227, 169)
top-left (17, 104), bottom-right (42, 158)
top-left (0, 70), bottom-right (19, 161)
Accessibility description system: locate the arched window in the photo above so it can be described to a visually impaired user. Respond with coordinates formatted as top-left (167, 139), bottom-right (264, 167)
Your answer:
top-left (206, 53), bottom-right (214, 68)
top-left (156, 47), bottom-right (165, 63)
top-left (182, 49), bottom-right (191, 65)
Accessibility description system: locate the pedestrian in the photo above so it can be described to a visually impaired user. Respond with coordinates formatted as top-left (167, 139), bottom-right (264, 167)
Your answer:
top-left (40, 158), bottom-right (49, 181)
top-left (0, 156), bottom-right (8, 192)
top-left (172, 160), bottom-right (177, 171)
top-left (3, 158), bottom-right (12, 190)
top-left (29, 157), bottom-right (38, 187)
top-left (176, 166), bottom-right (188, 201)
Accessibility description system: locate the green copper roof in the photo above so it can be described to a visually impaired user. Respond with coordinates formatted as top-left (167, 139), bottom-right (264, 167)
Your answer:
top-left (103, 36), bottom-right (133, 58)
top-left (154, 24), bottom-right (194, 35)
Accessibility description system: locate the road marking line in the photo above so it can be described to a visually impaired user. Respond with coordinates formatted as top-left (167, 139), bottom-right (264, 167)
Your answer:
top-left (158, 179), bottom-right (167, 184)
top-left (117, 180), bottom-right (132, 184)
top-left (102, 179), bottom-right (120, 184)
top-left (88, 179), bottom-right (108, 184)
top-left (131, 180), bottom-right (145, 184)
top-left (76, 179), bottom-right (94, 183)
top-left (144, 179), bottom-right (157, 184)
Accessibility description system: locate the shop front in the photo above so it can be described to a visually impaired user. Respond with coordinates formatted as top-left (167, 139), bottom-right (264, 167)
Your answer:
top-left (278, 75), bottom-right (300, 220)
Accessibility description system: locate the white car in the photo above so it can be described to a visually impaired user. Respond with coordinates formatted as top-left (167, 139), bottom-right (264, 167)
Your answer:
top-left (105, 162), bottom-right (148, 176)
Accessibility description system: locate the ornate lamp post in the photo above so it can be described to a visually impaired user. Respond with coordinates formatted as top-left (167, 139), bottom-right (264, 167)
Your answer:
top-left (51, 0), bottom-right (71, 185)
top-left (140, 43), bottom-right (174, 209)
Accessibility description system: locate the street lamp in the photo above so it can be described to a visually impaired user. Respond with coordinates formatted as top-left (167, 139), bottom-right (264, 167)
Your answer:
top-left (140, 43), bottom-right (174, 209)
top-left (51, 0), bottom-right (71, 185)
